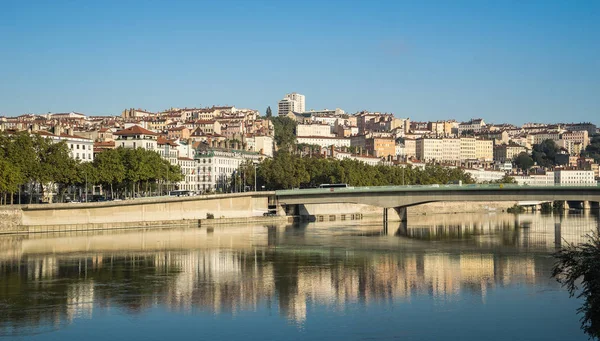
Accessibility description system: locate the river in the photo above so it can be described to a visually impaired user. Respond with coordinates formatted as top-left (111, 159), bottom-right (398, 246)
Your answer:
top-left (0, 211), bottom-right (598, 340)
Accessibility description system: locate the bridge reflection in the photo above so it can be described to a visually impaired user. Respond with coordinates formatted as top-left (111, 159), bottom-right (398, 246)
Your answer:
top-left (386, 211), bottom-right (600, 250)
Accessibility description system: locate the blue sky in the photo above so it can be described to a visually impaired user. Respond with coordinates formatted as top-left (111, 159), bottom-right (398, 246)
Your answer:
top-left (1, 0), bottom-right (598, 124)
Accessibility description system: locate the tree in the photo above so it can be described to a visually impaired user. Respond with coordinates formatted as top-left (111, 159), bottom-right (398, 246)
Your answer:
top-left (532, 139), bottom-right (561, 167)
top-left (553, 234), bottom-right (600, 339)
top-left (269, 116), bottom-right (297, 150)
top-left (266, 106), bottom-right (273, 118)
top-left (493, 175), bottom-right (517, 184)
top-left (513, 152), bottom-right (534, 172)
top-left (94, 148), bottom-right (126, 199)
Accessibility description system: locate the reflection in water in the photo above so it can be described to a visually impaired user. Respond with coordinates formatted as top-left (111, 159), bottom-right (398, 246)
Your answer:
top-left (0, 212), bottom-right (597, 339)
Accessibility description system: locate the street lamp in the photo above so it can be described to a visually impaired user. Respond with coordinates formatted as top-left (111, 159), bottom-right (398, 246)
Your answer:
top-left (254, 163), bottom-right (257, 192)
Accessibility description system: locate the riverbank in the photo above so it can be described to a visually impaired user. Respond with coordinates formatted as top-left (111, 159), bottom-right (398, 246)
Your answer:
top-left (0, 197), bottom-right (521, 235)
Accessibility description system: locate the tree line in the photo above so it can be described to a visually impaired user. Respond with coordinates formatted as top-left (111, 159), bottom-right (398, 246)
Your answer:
top-left (0, 132), bottom-right (182, 204)
top-left (237, 150), bottom-right (475, 190)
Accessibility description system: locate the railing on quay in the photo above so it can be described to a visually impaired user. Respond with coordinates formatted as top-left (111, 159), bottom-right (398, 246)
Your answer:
top-left (276, 183), bottom-right (600, 196)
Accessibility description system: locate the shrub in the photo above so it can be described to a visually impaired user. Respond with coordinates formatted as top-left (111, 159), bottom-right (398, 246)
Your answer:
top-left (206, 213), bottom-right (214, 219)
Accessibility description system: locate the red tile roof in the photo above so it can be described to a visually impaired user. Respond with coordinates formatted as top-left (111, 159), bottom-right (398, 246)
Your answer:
top-left (113, 125), bottom-right (157, 136)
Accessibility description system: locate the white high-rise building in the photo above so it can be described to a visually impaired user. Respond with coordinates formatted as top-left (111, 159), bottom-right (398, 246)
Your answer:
top-left (278, 92), bottom-right (305, 115)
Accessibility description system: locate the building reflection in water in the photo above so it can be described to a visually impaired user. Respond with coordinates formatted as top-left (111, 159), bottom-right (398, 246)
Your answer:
top-left (0, 211), bottom-right (597, 334)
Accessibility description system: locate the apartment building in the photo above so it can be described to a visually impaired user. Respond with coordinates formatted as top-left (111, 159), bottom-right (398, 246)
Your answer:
top-left (494, 143), bottom-right (526, 163)
top-left (296, 123), bottom-right (333, 137)
top-left (278, 92), bottom-right (305, 115)
top-left (113, 125), bottom-right (158, 150)
top-left (554, 169), bottom-right (596, 186)
top-left (195, 149), bottom-right (265, 192)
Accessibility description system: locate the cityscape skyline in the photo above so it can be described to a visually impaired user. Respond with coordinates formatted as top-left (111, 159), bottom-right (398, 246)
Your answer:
top-left (1, 1), bottom-right (599, 125)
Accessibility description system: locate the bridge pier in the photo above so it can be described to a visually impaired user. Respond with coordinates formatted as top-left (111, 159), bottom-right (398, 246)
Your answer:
top-left (394, 207), bottom-right (408, 222)
top-left (583, 201), bottom-right (590, 210)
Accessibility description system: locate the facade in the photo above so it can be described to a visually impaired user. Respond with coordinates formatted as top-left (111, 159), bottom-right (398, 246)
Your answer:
top-left (176, 157), bottom-right (199, 192)
top-left (560, 130), bottom-right (589, 150)
top-left (415, 137), bottom-right (491, 163)
top-left (475, 139), bottom-right (494, 161)
top-left (531, 131), bottom-right (560, 145)
top-left (458, 119), bottom-right (486, 135)
top-left (278, 92), bottom-right (305, 115)
top-left (37, 131), bottom-right (95, 162)
top-left (297, 136), bottom-right (351, 149)
top-left (296, 123), bottom-right (333, 137)
top-left (366, 137), bottom-right (396, 158)
top-left (494, 144), bottom-right (526, 163)
top-left (464, 169), bottom-right (506, 183)
top-left (195, 149), bottom-right (266, 193)
top-left (514, 171), bottom-right (555, 186)
top-left (554, 170), bottom-right (596, 186)
top-left (113, 125), bottom-right (158, 150)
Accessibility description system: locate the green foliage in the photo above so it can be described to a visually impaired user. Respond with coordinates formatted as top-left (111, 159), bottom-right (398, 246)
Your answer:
top-left (514, 152), bottom-right (534, 171)
top-left (252, 152), bottom-right (474, 190)
top-left (206, 213), bottom-right (214, 219)
top-left (581, 135), bottom-right (600, 163)
top-left (553, 234), bottom-right (600, 339)
top-left (492, 175), bottom-right (517, 184)
top-left (269, 116), bottom-right (297, 150)
top-left (532, 139), bottom-right (562, 167)
top-left (506, 204), bottom-right (525, 214)
top-left (0, 131), bottom-right (185, 204)
top-left (265, 106), bottom-right (272, 118)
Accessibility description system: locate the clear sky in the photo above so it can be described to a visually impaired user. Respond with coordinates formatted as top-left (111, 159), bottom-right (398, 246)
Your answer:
top-left (1, 0), bottom-right (599, 125)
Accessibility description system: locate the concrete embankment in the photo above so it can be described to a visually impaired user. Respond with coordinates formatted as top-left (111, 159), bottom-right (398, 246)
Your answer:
top-left (296, 201), bottom-right (518, 222)
top-left (0, 194), bottom-right (519, 234)
top-left (1, 192), bottom-right (282, 234)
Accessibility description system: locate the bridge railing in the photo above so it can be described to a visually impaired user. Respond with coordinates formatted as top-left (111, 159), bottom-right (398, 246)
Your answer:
top-left (276, 183), bottom-right (600, 195)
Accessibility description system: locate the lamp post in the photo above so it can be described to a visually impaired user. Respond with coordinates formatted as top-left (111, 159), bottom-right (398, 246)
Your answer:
top-left (85, 171), bottom-right (88, 202)
top-left (254, 163), bottom-right (257, 192)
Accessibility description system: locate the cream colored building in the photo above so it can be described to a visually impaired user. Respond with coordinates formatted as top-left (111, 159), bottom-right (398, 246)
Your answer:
top-left (296, 123), bottom-right (333, 137)
top-left (493, 144), bottom-right (526, 163)
top-left (554, 170), bottom-right (596, 185)
top-left (475, 139), bottom-right (493, 161)
top-left (460, 138), bottom-right (477, 160)
top-left (297, 136), bottom-right (351, 148)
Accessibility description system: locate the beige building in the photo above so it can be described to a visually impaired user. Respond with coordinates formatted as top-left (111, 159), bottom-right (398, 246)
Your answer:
top-left (561, 130), bottom-right (589, 150)
top-left (493, 143), bottom-right (526, 163)
top-left (296, 123), bottom-right (333, 137)
top-left (475, 139), bottom-right (493, 161)
top-left (460, 138), bottom-right (477, 160)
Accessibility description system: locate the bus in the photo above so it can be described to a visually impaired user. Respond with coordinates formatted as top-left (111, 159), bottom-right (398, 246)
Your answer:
top-left (169, 190), bottom-right (193, 197)
top-left (318, 183), bottom-right (349, 189)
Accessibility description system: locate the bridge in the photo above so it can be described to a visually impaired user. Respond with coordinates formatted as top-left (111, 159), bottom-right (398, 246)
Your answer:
top-left (275, 184), bottom-right (600, 222)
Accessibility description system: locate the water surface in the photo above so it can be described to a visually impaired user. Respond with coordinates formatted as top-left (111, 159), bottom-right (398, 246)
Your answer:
top-left (0, 211), bottom-right (597, 340)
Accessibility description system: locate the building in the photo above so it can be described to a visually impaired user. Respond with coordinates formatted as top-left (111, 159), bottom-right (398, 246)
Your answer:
top-left (167, 126), bottom-right (191, 140)
top-left (475, 139), bottom-right (494, 161)
top-left (365, 137), bottom-right (396, 158)
top-left (531, 131), bottom-right (560, 145)
top-left (458, 119), bottom-right (486, 135)
top-left (297, 136), bottom-right (351, 149)
top-left (278, 92), bottom-right (305, 115)
top-left (464, 169), bottom-right (506, 183)
top-left (560, 130), bottom-right (589, 150)
top-left (195, 148), bottom-right (266, 193)
top-left (554, 169), bottom-right (596, 186)
top-left (513, 171), bottom-right (555, 186)
top-left (494, 143), bottom-right (526, 163)
top-left (296, 123), bottom-right (333, 137)
top-left (176, 157), bottom-right (199, 192)
top-left (37, 130), bottom-right (95, 162)
top-left (113, 125), bottom-right (159, 150)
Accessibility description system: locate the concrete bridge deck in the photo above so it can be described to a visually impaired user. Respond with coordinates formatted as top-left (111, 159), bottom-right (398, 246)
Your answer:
top-left (276, 184), bottom-right (600, 221)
